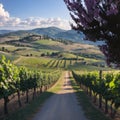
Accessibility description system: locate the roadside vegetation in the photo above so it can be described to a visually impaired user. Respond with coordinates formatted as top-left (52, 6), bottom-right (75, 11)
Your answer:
top-left (70, 72), bottom-right (111, 120)
top-left (3, 72), bottom-right (65, 120)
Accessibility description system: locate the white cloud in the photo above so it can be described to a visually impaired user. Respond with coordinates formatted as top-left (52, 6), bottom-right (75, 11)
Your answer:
top-left (0, 4), bottom-right (9, 18)
top-left (0, 4), bottom-right (9, 26)
top-left (0, 3), bottom-right (71, 30)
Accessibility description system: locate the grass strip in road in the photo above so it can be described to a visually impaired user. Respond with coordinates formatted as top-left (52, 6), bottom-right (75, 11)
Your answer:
top-left (4, 71), bottom-right (65, 120)
top-left (70, 75), bottom-right (112, 120)
top-left (47, 71), bottom-right (65, 93)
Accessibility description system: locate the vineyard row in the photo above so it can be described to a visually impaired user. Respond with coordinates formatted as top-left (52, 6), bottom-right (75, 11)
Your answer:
top-left (0, 56), bottom-right (61, 114)
top-left (72, 70), bottom-right (120, 118)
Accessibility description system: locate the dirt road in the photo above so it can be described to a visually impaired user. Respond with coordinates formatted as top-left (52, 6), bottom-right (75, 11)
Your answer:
top-left (32, 72), bottom-right (88, 120)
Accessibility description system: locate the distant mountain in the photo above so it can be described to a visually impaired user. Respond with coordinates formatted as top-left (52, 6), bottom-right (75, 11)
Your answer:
top-left (55, 30), bottom-right (84, 42)
top-left (29, 27), bottom-right (85, 42)
top-left (29, 27), bottom-right (66, 37)
top-left (0, 30), bottom-right (13, 34)
top-left (30, 27), bottom-right (96, 44)
top-left (0, 30), bottom-right (33, 37)
top-left (0, 27), bottom-right (103, 45)
top-left (6, 30), bottom-right (32, 37)
top-left (0, 30), bottom-right (34, 43)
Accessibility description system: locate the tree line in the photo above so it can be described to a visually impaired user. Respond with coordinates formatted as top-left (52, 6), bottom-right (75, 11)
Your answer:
top-left (0, 56), bottom-right (61, 114)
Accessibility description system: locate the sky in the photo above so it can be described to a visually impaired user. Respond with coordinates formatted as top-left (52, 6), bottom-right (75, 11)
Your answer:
top-left (0, 0), bottom-right (72, 30)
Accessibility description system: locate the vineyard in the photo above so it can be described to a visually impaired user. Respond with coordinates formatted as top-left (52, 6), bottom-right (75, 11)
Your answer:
top-left (0, 56), bottom-right (61, 115)
top-left (46, 59), bottom-right (75, 68)
top-left (72, 70), bottom-right (120, 117)
top-left (15, 57), bottom-right (91, 70)
top-left (45, 59), bottom-right (108, 71)
top-left (0, 34), bottom-right (118, 120)
top-left (1, 0), bottom-right (120, 118)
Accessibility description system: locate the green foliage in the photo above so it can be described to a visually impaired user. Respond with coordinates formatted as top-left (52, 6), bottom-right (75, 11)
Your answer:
top-left (0, 56), bottom-right (19, 98)
top-left (0, 56), bottom-right (61, 114)
top-left (72, 70), bottom-right (120, 111)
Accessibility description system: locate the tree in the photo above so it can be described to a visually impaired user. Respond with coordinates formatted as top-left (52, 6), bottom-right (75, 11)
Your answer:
top-left (64, 0), bottom-right (120, 67)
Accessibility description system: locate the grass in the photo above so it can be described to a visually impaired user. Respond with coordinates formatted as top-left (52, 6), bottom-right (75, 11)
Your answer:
top-left (68, 63), bottom-right (112, 71)
top-left (0, 51), bottom-right (18, 61)
top-left (48, 71), bottom-right (65, 93)
top-left (32, 39), bottom-right (63, 51)
top-left (15, 48), bottom-right (42, 56)
top-left (70, 74), bottom-right (111, 120)
top-left (0, 44), bottom-right (17, 51)
top-left (4, 71), bottom-right (65, 120)
top-left (61, 52), bottom-right (77, 58)
top-left (15, 56), bottom-right (52, 68)
top-left (34, 39), bottom-right (60, 45)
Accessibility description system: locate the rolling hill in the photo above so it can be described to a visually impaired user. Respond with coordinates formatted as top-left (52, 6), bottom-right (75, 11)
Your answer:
top-left (0, 27), bottom-right (87, 44)
top-left (29, 27), bottom-right (66, 37)
top-left (0, 30), bottom-right (13, 34)
top-left (0, 27), bottom-right (104, 45)
top-left (29, 27), bottom-right (87, 43)
top-left (0, 29), bottom-right (109, 71)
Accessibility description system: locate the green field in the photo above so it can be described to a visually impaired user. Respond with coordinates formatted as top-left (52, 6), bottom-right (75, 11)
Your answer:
top-left (0, 34), bottom-right (111, 71)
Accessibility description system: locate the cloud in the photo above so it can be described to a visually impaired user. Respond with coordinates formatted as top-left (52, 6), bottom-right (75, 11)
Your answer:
top-left (0, 4), bottom-right (9, 25)
top-left (0, 3), bottom-right (71, 30)
top-left (0, 4), bottom-right (9, 18)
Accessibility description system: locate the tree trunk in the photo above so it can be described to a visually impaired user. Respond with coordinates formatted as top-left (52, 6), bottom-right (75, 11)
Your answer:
top-left (40, 86), bottom-right (42, 93)
top-left (45, 86), bottom-right (47, 91)
top-left (4, 96), bottom-right (9, 114)
top-left (110, 101), bottom-right (115, 118)
top-left (33, 87), bottom-right (36, 100)
top-left (17, 90), bottom-right (22, 107)
top-left (99, 70), bottom-right (102, 109)
top-left (86, 87), bottom-right (88, 94)
top-left (26, 89), bottom-right (29, 103)
top-left (99, 94), bottom-right (102, 108)
top-left (79, 83), bottom-right (81, 88)
top-left (93, 93), bottom-right (97, 103)
top-left (89, 88), bottom-right (92, 97)
top-left (81, 84), bottom-right (84, 90)
top-left (105, 99), bottom-right (108, 114)
top-left (112, 108), bottom-right (117, 118)
top-left (43, 86), bottom-right (45, 92)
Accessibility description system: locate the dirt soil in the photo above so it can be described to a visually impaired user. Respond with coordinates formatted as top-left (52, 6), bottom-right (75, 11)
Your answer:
top-left (32, 72), bottom-right (88, 120)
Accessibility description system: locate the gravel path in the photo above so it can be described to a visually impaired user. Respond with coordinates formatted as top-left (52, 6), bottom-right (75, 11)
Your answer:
top-left (32, 72), bottom-right (88, 120)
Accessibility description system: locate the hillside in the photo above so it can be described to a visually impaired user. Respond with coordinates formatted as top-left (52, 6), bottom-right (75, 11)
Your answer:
top-left (29, 27), bottom-right (95, 44)
top-left (29, 27), bottom-right (66, 37)
top-left (0, 30), bottom-right (13, 34)
top-left (0, 27), bottom-right (94, 44)
top-left (0, 32), bottom-right (108, 71)
top-left (0, 26), bottom-right (110, 71)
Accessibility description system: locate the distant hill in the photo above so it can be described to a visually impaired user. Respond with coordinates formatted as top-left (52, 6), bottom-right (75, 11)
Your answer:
top-left (55, 30), bottom-right (84, 42)
top-left (29, 27), bottom-right (66, 37)
top-left (3, 30), bottom-right (32, 37)
top-left (30, 27), bottom-right (97, 44)
top-left (0, 30), bottom-right (13, 34)
top-left (29, 27), bottom-right (87, 43)
top-left (0, 30), bottom-right (33, 43)
top-left (0, 27), bottom-right (102, 45)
